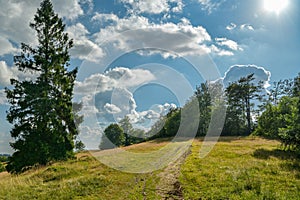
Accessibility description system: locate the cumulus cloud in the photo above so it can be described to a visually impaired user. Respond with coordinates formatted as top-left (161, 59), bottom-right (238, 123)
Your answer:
top-left (74, 67), bottom-right (156, 95)
top-left (0, 61), bottom-right (39, 88)
top-left (104, 103), bottom-right (122, 114)
top-left (74, 67), bottom-right (178, 132)
top-left (94, 88), bottom-right (177, 129)
top-left (126, 103), bottom-right (177, 130)
top-left (74, 67), bottom-right (157, 127)
top-left (92, 13), bottom-right (239, 57)
top-left (210, 45), bottom-right (234, 56)
top-left (0, 0), bottom-right (87, 57)
top-left (223, 65), bottom-right (271, 88)
top-left (215, 38), bottom-right (243, 51)
top-left (53, 0), bottom-right (84, 20)
top-left (119, 0), bottom-right (184, 14)
top-left (92, 13), bottom-right (119, 24)
top-left (93, 15), bottom-right (216, 57)
top-left (66, 23), bottom-right (105, 62)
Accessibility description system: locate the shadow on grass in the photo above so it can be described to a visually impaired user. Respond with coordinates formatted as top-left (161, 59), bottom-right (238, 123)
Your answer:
top-left (253, 148), bottom-right (300, 160)
top-left (253, 148), bottom-right (300, 178)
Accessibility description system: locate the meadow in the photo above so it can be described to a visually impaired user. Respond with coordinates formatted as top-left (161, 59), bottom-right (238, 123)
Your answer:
top-left (0, 137), bottom-right (299, 199)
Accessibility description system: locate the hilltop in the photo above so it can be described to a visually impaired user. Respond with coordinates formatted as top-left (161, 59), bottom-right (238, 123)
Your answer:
top-left (0, 137), bottom-right (299, 199)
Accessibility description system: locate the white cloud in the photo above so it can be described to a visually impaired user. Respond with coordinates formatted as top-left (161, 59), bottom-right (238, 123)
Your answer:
top-left (226, 23), bottom-right (237, 30)
top-left (171, 0), bottom-right (184, 13)
top-left (240, 24), bottom-right (254, 31)
top-left (104, 103), bottom-right (122, 114)
top-left (210, 45), bottom-right (234, 56)
top-left (0, 89), bottom-right (8, 105)
top-left (0, 61), bottom-right (16, 86)
top-left (127, 103), bottom-right (177, 128)
top-left (215, 38), bottom-right (243, 51)
top-left (0, 61), bottom-right (39, 88)
top-left (93, 15), bottom-right (213, 57)
top-left (198, 0), bottom-right (225, 14)
top-left (77, 125), bottom-right (102, 149)
top-left (223, 65), bottom-right (271, 88)
top-left (226, 23), bottom-right (255, 31)
top-left (66, 23), bottom-right (105, 62)
top-left (74, 67), bottom-right (156, 95)
top-left (75, 67), bottom-right (178, 131)
top-left (119, 0), bottom-right (184, 14)
top-left (0, 0), bottom-right (85, 57)
top-left (53, 0), bottom-right (84, 20)
top-left (0, 36), bottom-right (18, 56)
top-left (92, 13), bottom-right (119, 23)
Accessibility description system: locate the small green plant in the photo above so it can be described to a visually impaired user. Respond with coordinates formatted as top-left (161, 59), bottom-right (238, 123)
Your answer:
top-left (233, 170), bottom-right (261, 195)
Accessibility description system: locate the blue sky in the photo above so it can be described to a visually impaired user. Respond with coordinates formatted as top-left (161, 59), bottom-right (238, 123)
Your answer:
top-left (0, 0), bottom-right (299, 152)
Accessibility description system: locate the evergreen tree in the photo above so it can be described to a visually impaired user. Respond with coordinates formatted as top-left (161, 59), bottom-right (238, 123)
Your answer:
top-left (5, 0), bottom-right (78, 173)
top-left (223, 81), bottom-right (247, 135)
top-left (223, 74), bottom-right (261, 135)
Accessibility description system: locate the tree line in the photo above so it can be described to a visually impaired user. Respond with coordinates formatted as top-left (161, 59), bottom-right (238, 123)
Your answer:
top-left (101, 73), bottom-right (300, 153)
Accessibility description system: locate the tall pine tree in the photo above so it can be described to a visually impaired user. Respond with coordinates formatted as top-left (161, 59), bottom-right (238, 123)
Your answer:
top-left (5, 0), bottom-right (78, 173)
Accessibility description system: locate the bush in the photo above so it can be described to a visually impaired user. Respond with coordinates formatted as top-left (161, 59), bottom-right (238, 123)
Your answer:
top-left (0, 162), bottom-right (6, 172)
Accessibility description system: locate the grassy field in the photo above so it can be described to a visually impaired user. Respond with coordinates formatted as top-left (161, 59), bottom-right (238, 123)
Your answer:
top-left (0, 137), bottom-right (299, 199)
top-left (180, 137), bottom-right (300, 199)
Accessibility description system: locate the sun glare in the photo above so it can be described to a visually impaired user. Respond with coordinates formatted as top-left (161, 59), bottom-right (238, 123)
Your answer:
top-left (264, 0), bottom-right (289, 14)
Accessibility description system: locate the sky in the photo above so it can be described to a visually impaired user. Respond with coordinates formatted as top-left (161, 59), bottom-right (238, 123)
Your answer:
top-left (0, 0), bottom-right (299, 153)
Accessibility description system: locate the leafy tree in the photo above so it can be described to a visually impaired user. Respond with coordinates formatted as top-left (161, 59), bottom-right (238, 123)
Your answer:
top-left (100, 123), bottom-right (125, 149)
top-left (268, 79), bottom-right (294, 105)
top-left (164, 108), bottom-right (181, 137)
top-left (75, 140), bottom-right (86, 152)
top-left (119, 116), bottom-right (134, 146)
top-left (279, 73), bottom-right (300, 150)
top-left (254, 98), bottom-right (295, 139)
top-left (195, 82), bottom-right (212, 136)
top-left (5, 0), bottom-right (78, 173)
top-left (255, 73), bottom-right (300, 151)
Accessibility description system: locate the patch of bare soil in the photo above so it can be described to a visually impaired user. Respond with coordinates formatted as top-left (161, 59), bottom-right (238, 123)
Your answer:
top-left (156, 149), bottom-right (191, 200)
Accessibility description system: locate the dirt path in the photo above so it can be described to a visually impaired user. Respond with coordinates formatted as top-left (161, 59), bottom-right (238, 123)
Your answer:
top-left (156, 148), bottom-right (191, 200)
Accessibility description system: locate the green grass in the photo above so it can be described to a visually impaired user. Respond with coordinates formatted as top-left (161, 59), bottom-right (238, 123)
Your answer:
top-left (0, 137), bottom-right (299, 199)
top-left (0, 140), bottom-right (170, 200)
top-left (180, 137), bottom-right (300, 199)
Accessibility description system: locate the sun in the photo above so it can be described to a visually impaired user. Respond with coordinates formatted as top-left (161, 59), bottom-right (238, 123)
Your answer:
top-left (264, 0), bottom-right (289, 14)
